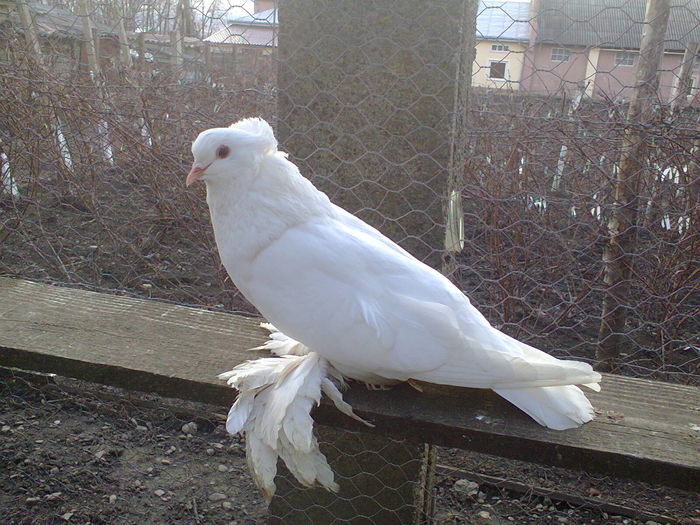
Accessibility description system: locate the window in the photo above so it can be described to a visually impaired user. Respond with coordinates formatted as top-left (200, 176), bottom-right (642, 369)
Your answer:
top-left (551, 47), bottom-right (571, 62)
top-left (489, 61), bottom-right (507, 80)
top-left (491, 43), bottom-right (510, 52)
top-left (614, 51), bottom-right (635, 66)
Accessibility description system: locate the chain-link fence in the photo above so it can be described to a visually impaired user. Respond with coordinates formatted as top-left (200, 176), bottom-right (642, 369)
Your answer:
top-left (1, 0), bottom-right (699, 523)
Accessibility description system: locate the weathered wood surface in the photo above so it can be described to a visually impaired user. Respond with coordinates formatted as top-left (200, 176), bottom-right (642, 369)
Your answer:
top-left (0, 277), bottom-right (698, 491)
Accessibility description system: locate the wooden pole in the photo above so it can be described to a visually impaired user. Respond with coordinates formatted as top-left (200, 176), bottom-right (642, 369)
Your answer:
top-left (552, 81), bottom-right (587, 193)
top-left (444, 0), bottom-right (480, 274)
top-left (279, 0), bottom-right (464, 265)
top-left (671, 42), bottom-right (699, 112)
top-left (170, 29), bottom-right (183, 73)
top-left (178, 0), bottom-right (195, 38)
top-left (170, 1), bottom-right (183, 75)
top-left (78, 0), bottom-right (100, 76)
top-left (204, 41), bottom-right (212, 83)
top-left (673, 43), bottom-right (699, 272)
top-left (137, 32), bottom-right (146, 69)
top-left (230, 45), bottom-right (237, 79)
top-left (596, 0), bottom-right (671, 372)
top-left (91, 26), bottom-right (101, 70)
top-left (17, 0), bottom-right (42, 61)
top-left (78, 0), bottom-right (115, 167)
top-left (16, 1), bottom-right (74, 173)
top-left (112, 4), bottom-right (133, 68)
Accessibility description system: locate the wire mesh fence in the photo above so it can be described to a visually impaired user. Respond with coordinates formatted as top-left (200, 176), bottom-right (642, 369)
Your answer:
top-left (269, 428), bottom-right (432, 525)
top-left (1, 0), bottom-right (699, 522)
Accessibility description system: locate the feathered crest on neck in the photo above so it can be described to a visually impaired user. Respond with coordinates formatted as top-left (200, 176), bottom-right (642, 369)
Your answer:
top-left (229, 118), bottom-right (278, 154)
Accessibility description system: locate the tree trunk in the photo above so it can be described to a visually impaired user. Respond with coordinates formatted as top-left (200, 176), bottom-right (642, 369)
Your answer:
top-left (78, 0), bottom-right (100, 76)
top-left (597, 0), bottom-right (671, 371)
top-left (671, 42), bottom-right (699, 113)
top-left (18, 1), bottom-right (42, 60)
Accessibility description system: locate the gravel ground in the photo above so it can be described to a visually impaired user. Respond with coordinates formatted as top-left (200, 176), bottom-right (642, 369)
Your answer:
top-left (1, 373), bottom-right (697, 525)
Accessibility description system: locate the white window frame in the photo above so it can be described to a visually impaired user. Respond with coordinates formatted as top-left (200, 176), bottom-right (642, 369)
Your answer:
top-left (551, 47), bottom-right (571, 62)
top-left (491, 43), bottom-right (510, 52)
top-left (488, 60), bottom-right (508, 81)
top-left (614, 51), bottom-right (635, 66)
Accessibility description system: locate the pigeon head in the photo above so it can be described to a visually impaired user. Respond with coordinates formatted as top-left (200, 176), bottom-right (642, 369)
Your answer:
top-left (186, 118), bottom-right (278, 187)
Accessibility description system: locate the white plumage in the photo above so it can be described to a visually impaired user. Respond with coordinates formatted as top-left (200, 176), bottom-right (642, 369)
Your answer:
top-left (218, 324), bottom-right (371, 499)
top-left (188, 118), bottom-right (601, 496)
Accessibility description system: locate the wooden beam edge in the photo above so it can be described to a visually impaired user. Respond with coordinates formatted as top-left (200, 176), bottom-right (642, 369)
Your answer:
top-left (1, 343), bottom-right (697, 491)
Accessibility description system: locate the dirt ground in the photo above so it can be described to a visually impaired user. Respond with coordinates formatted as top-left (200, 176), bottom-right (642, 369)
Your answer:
top-left (1, 373), bottom-right (697, 525)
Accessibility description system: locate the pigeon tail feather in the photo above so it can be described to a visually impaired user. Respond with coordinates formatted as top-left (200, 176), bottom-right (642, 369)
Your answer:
top-left (252, 323), bottom-right (311, 356)
top-left (494, 384), bottom-right (595, 430)
top-left (220, 343), bottom-right (363, 500)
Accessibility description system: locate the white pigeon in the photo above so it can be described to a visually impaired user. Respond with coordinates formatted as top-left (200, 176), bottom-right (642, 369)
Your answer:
top-left (187, 117), bottom-right (601, 492)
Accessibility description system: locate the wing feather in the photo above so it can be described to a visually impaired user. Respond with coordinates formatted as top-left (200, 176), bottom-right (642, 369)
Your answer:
top-left (244, 216), bottom-right (600, 389)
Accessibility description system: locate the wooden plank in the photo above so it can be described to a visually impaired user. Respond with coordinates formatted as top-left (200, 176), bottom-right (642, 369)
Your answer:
top-left (0, 277), bottom-right (260, 406)
top-left (0, 277), bottom-right (698, 491)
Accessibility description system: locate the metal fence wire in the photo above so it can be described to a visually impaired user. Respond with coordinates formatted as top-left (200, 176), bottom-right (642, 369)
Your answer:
top-left (1, 0), bottom-right (699, 523)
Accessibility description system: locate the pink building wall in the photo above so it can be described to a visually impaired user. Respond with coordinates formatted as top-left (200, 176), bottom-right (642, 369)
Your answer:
top-left (592, 50), bottom-right (638, 101)
top-left (522, 43), bottom-right (699, 105)
top-left (657, 53), bottom-right (688, 103)
top-left (522, 43), bottom-right (589, 95)
top-left (234, 24), bottom-right (276, 46)
top-left (254, 0), bottom-right (275, 13)
top-left (593, 51), bottom-right (690, 103)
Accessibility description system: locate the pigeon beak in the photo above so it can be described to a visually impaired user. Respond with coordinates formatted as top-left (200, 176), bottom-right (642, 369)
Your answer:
top-left (186, 163), bottom-right (210, 186)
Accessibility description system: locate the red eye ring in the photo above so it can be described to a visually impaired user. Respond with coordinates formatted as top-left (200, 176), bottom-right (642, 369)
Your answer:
top-left (216, 145), bottom-right (230, 159)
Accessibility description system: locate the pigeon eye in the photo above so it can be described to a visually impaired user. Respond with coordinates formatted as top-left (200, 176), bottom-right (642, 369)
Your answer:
top-left (216, 145), bottom-right (230, 159)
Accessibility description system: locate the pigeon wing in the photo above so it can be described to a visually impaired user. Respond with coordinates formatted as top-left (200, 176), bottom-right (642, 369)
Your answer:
top-left (242, 217), bottom-right (461, 380)
top-left (242, 215), bottom-right (600, 391)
